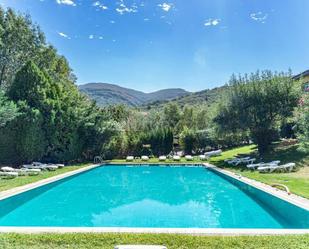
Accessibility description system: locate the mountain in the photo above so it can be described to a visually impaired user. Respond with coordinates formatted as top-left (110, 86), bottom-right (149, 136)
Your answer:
top-left (79, 83), bottom-right (190, 106)
top-left (142, 85), bottom-right (229, 109)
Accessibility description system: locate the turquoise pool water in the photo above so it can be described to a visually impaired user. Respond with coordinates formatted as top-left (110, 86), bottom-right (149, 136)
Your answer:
top-left (0, 165), bottom-right (309, 228)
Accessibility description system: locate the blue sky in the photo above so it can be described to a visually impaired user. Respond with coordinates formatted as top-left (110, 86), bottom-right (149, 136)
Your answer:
top-left (1, 0), bottom-right (309, 92)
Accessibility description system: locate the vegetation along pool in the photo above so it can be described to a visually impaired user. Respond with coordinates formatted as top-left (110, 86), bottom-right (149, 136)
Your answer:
top-left (0, 165), bottom-right (309, 228)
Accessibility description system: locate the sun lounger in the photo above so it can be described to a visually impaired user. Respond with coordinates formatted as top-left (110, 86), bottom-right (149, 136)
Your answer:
top-left (141, 156), bottom-right (149, 161)
top-left (0, 172), bottom-right (18, 179)
top-left (159, 156), bottom-right (167, 161)
top-left (185, 155), bottom-right (194, 161)
top-left (56, 164), bottom-right (65, 168)
top-left (173, 155), bottom-right (181, 161)
top-left (199, 155), bottom-right (207, 161)
top-left (276, 163), bottom-right (296, 172)
top-left (247, 163), bottom-right (265, 170)
top-left (205, 149), bottom-right (222, 157)
top-left (1, 166), bottom-right (18, 172)
top-left (257, 165), bottom-right (279, 173)
top-left (126, 156), bottom-right (134, 162)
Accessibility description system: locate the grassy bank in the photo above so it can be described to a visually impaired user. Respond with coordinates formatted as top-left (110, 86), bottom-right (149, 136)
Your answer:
top-left (209, 144), bottom-right (309, 199)
top-left (0, 164), bottom-right (90, 192)
top-left (0, 233), bottom-right (308, 249)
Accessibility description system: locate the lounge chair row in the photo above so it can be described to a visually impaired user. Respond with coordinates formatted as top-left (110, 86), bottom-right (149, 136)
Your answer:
top-left (225, 157), bottom-right (256, 166)
top-left (126, 155), bottom-right (209, 162)
top-left (226, 157), bottom-right (296, 173)
top-left (0, 162), bottom-right (65, 179)
top-left (247, 161), bottom-right (296, 173)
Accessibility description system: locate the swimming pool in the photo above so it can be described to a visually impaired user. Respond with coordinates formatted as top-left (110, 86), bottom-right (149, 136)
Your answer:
top-left (0, 165), bottom-right (309, 229)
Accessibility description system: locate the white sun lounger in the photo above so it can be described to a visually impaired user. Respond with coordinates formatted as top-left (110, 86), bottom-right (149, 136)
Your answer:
top-left (199, 155), bottom-right (207, 161)
top-left (257, 160), bottom-right (280, 173)
top-left (185, 155), bottom-right (194, 161)
top-left (257, 165), bottom-right (279, 173)
top-left (0, 171), bottom-right (18, 179)
top-left (126, 156), bottom-right (134, 162)
top-left (173, 155), bottom-right (181, 161)
top-left (205, 149), bottom-right (222, 157)
top-left (1, 166), bottom-right (18, 172)
top-left (1, 167), bottom-right (41, 176)
top-left (141, 156), bottom-right (149, 161)
top-left (247, 163), bottom-right (265, 170)
top-left (159, 156), bottom-right (167, 161)
top-left (276, 163), bottom-right (296, 172)
top-left (115, 246), bottom-right (167, 249)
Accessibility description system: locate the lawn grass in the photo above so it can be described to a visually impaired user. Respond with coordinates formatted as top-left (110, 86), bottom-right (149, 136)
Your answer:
top-left (0, 233), bottom-right (308, 249)
top-left (0, 163), bottom-right (90, 192)
top-left (208, 144), bottom-right (309, 199)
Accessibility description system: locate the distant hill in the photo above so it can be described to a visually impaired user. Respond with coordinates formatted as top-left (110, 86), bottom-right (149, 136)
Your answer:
top-left (142, 85), bottom-right (229, 109)
top-left (79, 83), bottom-right (190, 106)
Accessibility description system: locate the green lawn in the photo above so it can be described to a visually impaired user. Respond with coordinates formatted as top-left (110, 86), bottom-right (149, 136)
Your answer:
top-left (208, 144), bottom-right (309, 199)
top-left (0, 233), bottom-right (308, 249)
top-left (0, 164), bottom-right (90, 192)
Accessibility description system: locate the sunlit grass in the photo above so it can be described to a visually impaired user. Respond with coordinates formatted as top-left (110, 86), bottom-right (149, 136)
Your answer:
top-left (0, 233), bottom-right (309, 249)
top-left (0, 163), bottom-right (90, 192)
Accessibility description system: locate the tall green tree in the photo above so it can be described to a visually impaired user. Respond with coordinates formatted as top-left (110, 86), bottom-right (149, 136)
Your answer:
top-left (0, 90), bottom-right (19, 127)
top-left (215, 70), bottom-right (300, 153)
top-left (0, 7), bottom-right (45, 88)
top-left (162, 102), bottom-right (181, 130)
top-left (295, 95), bottom-right (309, 152)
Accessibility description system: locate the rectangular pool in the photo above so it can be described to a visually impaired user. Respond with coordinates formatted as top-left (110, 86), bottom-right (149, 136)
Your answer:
top-left (0, 165), bottom-right (309, 228)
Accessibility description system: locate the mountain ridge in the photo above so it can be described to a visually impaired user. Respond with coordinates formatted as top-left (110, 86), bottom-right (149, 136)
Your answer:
top-left (79, 82), bottom-right (190, 106)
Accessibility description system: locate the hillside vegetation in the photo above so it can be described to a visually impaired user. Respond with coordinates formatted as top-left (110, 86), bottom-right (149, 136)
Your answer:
top-left (79, 83), bottom-right (189, 106)
top-left (142, 85), bottom-right (228, 109)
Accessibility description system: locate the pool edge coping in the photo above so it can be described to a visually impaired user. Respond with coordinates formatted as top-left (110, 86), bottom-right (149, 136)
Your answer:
top-left (0, 164), bottom-right (101, 201)
top-left (0, 163), bottom-right (309, 235)
top-left (203, 163), bottom-right (309, 212)
top-left (0, 227), bottom-right (309, 235)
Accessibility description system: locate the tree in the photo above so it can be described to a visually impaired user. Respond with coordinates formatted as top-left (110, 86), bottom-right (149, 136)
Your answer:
top-left (0, 8), bottom-right (45, 88)
top-left (162, 103), bottom-right (181, 130)
top-left (179, 126), bottom-right (197, 154)
top-left (0, 102), bottom-right (46, 165)
top-left (215, 70), bottom-right (300, 154)
top-left (0, 90), bottom-right (19, 127)
top-left (295, 94), bottom-right (309, 152)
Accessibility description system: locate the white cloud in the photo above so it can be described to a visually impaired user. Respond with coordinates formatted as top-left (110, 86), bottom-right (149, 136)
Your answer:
top-left (89, 35), bottom-right (94, 39)
top-left (56, 0), bottom-right (76, 6)
top-left (93, 1), bottom-right (108, 10)
top-left (98, 36), bottom-right (103, 40)
top-left (158, 3), bottom-right (172, 12)
top-left (57, 32), bottom-right (71, 39)
top-left (250, 12), bottom-right (268, 23)
top-left (116, 1), bottom-right (138, 15)
top-left (144, 18), bottom-right (150, 21)
top-left (110, 20), bottom-right (115, 24)
top-left (204, 18), bottom-right (220, 27)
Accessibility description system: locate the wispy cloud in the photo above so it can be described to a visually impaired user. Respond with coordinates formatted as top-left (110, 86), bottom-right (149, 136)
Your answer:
top-left (89, 34), bottom-right (94, 39)
top-left (250, 12), bottom-right (268, 23)
top-left (204, 18), bottom-right (220, 27)
top-left (158, 3), bottom-right (173, 12)
top-left (116, 0), bottom-right (138, 15)
top-left (56, 0), bottom-right (76, 6)
top-left (57, 32), bottom-right (71, 39)
top-left (93, 1), bottom-right (108, 10)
